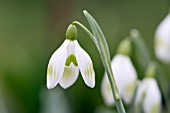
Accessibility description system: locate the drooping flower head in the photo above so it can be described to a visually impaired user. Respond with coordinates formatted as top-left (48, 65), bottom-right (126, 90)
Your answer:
top-left (101, 54), bottom-right (137, 106)
top-left (155, 11), bottom-right (170, 63)
top-left (135, 78), bottom-right (161, 113)
top-left (101, 38), bottom-right (137, 106)
top-left (47, 24), bottom-right (95, 89)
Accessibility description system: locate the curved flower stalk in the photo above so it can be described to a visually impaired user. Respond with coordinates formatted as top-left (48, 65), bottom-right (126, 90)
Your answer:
top-left (155, 11), bottom-right (170, 63)
top-left (47, 24), bottom-right (95, 89)
top-left (135, 78), bottom-right (161, 113)
top-left (101, 38), bottom-right (137, 106)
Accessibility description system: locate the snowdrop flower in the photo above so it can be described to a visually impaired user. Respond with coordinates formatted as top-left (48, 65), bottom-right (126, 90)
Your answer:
top-left (47, 24), bottom-right (95, 89)
top-left (101, 54), bottom-right (137, 106)
top-left (155, 11), bottom-right (170, 63)
top-left (135, 78), bottom-right (161, 113)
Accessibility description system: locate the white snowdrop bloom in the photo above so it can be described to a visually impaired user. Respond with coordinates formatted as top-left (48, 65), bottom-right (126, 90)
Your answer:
top-left (101, 54), bottom-right (137, 106)
top-left (155, 13), bottom-right (170, 63)
top-left (135, 78), bottom-right (161, 113)
top-left (47, 24), bottom-right (95, 89)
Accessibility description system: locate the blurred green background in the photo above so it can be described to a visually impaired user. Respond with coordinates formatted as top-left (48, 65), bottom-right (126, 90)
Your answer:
top-left (0, 0), bottom-right (170, 113)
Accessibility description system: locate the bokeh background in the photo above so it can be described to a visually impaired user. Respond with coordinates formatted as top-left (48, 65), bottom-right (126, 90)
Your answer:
top-left (0, 0), bottom-right (170, 113)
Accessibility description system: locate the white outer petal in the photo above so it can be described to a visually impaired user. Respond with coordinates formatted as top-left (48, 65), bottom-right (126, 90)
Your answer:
top-left (143, 78), bottom-right (161, 113)
top-left (155, 14), bottom-right (170, 63)
top-left (135, 78), bottom-right (161, 113)
top-left (59, 63), bottom-right (79, 89)
top-left (101, 74), bottom-right (115, 106)
top-left (111, 54), bottom-right (137, 104)
top-left (75, 41), bottom-right (95, 88)
top-left (47, 40), bottom-right (69, 89)
top-left (135, 80), bottom-right (145, 105)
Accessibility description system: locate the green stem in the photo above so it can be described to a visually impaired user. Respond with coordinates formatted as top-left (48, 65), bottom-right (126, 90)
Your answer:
top-left (72, 21), bottom-right (99, 50)
top-left (73, 21), bottom-right (126, 113)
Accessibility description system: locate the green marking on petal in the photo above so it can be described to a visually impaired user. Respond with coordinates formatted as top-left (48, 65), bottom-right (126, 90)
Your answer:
top-left (47, 64), bottom-right (53, 77)
top-left (141, 91), bottom-right (146, 102)
top-left (151, 103), bottom-right (159, 113)
top-left (62, 67), bottom-right (70, 78)
top-left (84, 62), bottom-right (93, 77)
top-left (125, 82), bottom-right (136, 95)
top-left (155, 37), bottom-right (164, 48)
top-left (65, 54), bottom-right (78, 66)
top-left (89, 63), bottom-right (94, 77)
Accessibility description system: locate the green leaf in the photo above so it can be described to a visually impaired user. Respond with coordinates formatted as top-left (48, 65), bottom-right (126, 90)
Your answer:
top-left (83, 10), bottom-right (126, 113)
top-left (130, 29), bottom-right (151, 79)
top-left (155, 63), bottom-right (170, 113)
top-left (83, 10), bottom-right (110, 65)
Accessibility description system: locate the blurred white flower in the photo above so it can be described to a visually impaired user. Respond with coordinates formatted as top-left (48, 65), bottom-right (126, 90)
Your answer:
top-left (101, 54), bottom-right (137, 106)
top-left (155, 13), bottom-right (170, 63)
top-left (47, 40), bottom-right (95, 89)
top-left (135, 78), bottom-right (161, 113)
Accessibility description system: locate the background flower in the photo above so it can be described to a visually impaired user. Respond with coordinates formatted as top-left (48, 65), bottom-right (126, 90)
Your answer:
top-left (155, 12), bottom-right (170, 63)
top-left (135, 78), bottom-right (162, 113)
top-left (101, 54), bottom-right (137, 106)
